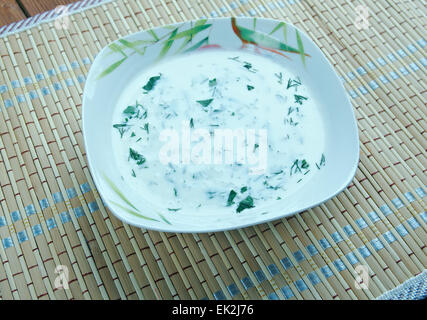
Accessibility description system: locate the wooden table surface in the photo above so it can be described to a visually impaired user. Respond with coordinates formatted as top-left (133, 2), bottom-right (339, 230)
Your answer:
top-left (0, 0), bottom-right (78, 27)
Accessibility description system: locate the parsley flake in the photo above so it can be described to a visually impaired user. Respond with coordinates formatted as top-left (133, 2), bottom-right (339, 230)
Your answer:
top-left (197, 98), bottom-right (214, 107)
top-left (236, 196), bottom-right (255, 213)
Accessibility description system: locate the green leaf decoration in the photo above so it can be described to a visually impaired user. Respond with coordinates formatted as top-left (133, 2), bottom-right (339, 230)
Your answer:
top-left (103, 173), bottom-right (174, 224)
top-left (148, 29), bottom-right (159, 41)
top-left (118, 39), bottom-right (146, 55)
top-left (163, 25), bottom-right (178, 30)
top-left (157, 28), bottom-right (178, 61)
top-left (195, 19), bottom-right (208, 27)
top-left (103, 173), bottom-right (139, 211)
top-left (169, 24), bottom-right (212, 40)
top-left (110, 200), bottom-right (159, 222)
top-left (184, 36), bottom-right (209, 53)
top-left (106, 40), bottom-right (153, 57)
top-left (108, 43), bottom-right (127, 57)
top-left (269, 22), bottom-right (287, 42)
top-left (97, 57), bottom-right (127, 80)
top-left (235, 22), bottom-right (300, 54)
top-left (158, 214), bottom-right (172, 225)
top-left (176, 35), bottom-right (193, 53)
top-left (296, 30), bottom-right (306, 66)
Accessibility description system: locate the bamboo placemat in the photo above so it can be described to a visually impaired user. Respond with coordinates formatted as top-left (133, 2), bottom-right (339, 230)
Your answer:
top-left (0, 0), bottom-right (425, 300)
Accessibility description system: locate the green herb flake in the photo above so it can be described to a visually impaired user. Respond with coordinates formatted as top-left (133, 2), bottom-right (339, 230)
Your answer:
top-left (129, 148), bottom-right (146, 166)
top-left (142, 74), bottom-right (161, 92)
top-left (240, 186), bottom-right (248, 193)
top-left (301, 159), bottom-right (309, 169)
top-left (196, 98), bottom-right (214, 107)
top-left (247, 85), bottom-right (255, 91)
top-left (167, 208), bottom-right (181, 212)
top-left (294, 94), bottom-right (308, 105)
top-left (190, 118), bottom-right (194, 128)
top-left (143, 123), bottom-right (149, 134)
top-left (275, 72), bottom-right (283, 84)
top-left (290, 159), bottom-right (309, 175)
top-left (227, 190), bottom-right (237, 206)
top-left (209, 78), bottom-right (217, 87)
top-left (290, 159), bottom-right (301, 176)
top-left (131, 169), bottom-right (136, 177)
top-left (236, 196), bottom-right (255, 213)
top-left (243, 62), bottom-right (252, 70)
top-left (287, 77), bottom-right (301, 90)
top-left (316, 154), bottom-right (326, 169)
top-left (113, 123), bottom-right (127, 128)
top-left (123, 105), bottom-right (136, 115)
top-left (130, 132), bottom-right (136, 137)
top-left (242, 61), bottom-right (258, 73)
top-left (113, 123), bottom-right (127, 138)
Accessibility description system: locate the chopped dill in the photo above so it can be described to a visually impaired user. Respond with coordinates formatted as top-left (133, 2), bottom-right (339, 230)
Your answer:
top-left (294, 94), bottom-right (308, 105)
top-left (275, 72), bottom-right (283, 84)
top-left (129, 148), bottom-right (146, 166)
top-left (287, 77), bottom-right (301, 90)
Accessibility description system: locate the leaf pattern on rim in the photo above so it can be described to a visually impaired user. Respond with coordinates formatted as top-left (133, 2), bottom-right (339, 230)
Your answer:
top-left (269, 21), bottom-right (287, 43)
top-left (157, 28), bottom-right (179, 61)
top-left (118, 39), bottom-right (147, 55)
top-left (295, 30), bottom-right (306, 66)
top-left (96, 57), bottom-right (127, 80)
top-left (148, 29), bottom-right (159, 41)
top-left (176, 20), bottom-right (209, 52)
top-left (184, 37), bottom-right (209, 53)
top-left (103, 173), bottom-right (164, 223)
top-left (103, 174), bottom-right (139, 211)
top-left (169, 23), bottom-right (211, 40)
top-left (110, 200), bottom-right (159, 222)
top-left (97, 21), bottom-right (214, 80)
top-left (230, 17), bottom-right (310, 65)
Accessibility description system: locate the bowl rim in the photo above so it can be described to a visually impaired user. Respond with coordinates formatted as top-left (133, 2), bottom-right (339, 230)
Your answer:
top-left (82, 16), bottom-right (360, 233)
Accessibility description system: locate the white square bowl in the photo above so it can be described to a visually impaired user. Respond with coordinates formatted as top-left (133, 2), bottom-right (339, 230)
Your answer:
top-left (83, 17), bottom-right (359, 233)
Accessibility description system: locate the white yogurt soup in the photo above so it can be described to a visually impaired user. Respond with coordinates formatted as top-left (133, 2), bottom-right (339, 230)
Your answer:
top-left (111, 49), bottom-right (325, 215)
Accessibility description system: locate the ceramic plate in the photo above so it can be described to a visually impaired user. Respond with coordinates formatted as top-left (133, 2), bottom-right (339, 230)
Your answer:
top-left (82, 17), bottom-right (359, 233)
